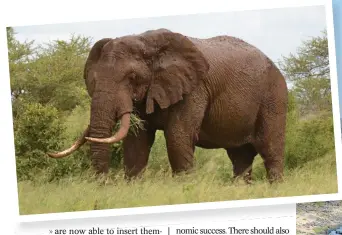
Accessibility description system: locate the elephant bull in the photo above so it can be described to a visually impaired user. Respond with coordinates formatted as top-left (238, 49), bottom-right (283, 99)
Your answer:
top-left (47, 28), bottom-right (288, 183)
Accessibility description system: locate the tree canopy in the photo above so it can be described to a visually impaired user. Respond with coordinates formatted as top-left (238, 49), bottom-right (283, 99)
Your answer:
top-left (279, 30), bottom-right (331, 115)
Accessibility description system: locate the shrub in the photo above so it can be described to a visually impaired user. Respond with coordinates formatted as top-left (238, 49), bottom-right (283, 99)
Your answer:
top-left (14, 102), bottom-right (65, 180)
top-left (285, 111), bottom-right (335, 169)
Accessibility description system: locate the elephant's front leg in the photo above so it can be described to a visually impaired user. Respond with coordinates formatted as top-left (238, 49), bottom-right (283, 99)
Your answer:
top-left (164, 97), bottom-right (207, 174)
top-left (164, 129), bottom-right (197, 174)
top-left (123, 127), bottom-right (156, 179)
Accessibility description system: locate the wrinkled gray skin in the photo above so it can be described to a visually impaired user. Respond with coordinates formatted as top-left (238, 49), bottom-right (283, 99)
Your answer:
top-left (48, 29), bottom-right (288, 184)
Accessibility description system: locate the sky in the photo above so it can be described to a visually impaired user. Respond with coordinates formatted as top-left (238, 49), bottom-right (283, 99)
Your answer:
top-left (13, 5), bottom-right (338, 109)
top-left (14, 5), bottom-right (326, 64)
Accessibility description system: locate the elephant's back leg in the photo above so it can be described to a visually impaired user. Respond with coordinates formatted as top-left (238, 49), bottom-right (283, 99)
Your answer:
top-left (252, 65), bottom-right (288, 183)
top-left (226, 143), bottom-right (258, 183)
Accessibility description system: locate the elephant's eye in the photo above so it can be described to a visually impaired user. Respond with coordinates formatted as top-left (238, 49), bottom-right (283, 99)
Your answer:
top-left (129, 73), bottom-right (136, 80)
top-left (126, 72), bottom-right (136, 81)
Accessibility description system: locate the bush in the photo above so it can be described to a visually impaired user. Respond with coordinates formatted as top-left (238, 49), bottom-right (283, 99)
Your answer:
top-left (14, 102), bottom-right (65, 180)
top-left (285, 111), bottom-right (335, 169)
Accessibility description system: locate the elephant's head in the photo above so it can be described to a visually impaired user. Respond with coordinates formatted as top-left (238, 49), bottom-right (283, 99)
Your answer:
top-left (47, 29), bottom-right (209, 174)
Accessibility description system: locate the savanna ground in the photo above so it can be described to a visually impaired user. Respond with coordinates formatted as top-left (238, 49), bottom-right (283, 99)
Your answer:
top-left (7, 27), bottom-right (338, 215)
top-left (297, 201), bottom-right (342, 234)
top-left (18, 133), bottom-right (337, 215)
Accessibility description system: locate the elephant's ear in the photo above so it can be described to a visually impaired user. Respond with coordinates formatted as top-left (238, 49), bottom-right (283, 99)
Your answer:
top-left (141, 29), bottom-right (209, 114)
top-left (84, 38), bottom-right (112, 96)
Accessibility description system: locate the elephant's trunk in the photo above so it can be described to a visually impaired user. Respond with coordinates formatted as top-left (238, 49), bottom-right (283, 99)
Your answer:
top-left (87, 92), bottom-right (116, 174)
top-left (87, 90), bottom-right (133, 174)
top-left (85, 113), bottom-right (130, 144)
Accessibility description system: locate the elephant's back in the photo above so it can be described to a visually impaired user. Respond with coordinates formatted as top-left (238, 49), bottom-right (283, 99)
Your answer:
top-left (189, 35), bottom-right (271, 78)
top-left (188, 35), bottom-right (273, 102)
top-left (190, 35), bottom-right (256, 51)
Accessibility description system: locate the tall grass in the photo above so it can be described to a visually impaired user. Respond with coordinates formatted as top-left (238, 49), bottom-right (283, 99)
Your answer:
top-left (18, 152), bottom-right (336, 215)
top-left (16, 107), bottom-right (338, 215)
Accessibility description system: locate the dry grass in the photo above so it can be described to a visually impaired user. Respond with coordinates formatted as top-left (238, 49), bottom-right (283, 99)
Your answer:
top-left (17, 150), bottom-right (337, 215)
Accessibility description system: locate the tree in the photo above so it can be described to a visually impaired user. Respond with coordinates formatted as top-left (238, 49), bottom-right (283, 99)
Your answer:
top-left (279, 30), bottom-right (331, 115)
top-left (23, 36), bottom-right (92, 111)
top-left (8, 29), bottom-right (93, 116)
top-left (7, 27), bottom-right (35, 100)
top-left (8, 30), bottom-right (94, 180)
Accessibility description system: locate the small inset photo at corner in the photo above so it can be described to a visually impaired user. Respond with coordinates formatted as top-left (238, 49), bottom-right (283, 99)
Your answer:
top-left (296, 201), bottom-right (342, 235)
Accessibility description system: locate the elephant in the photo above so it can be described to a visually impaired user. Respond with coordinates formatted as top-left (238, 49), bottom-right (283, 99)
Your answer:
top-left (47, 28), bottom-right (288, 184)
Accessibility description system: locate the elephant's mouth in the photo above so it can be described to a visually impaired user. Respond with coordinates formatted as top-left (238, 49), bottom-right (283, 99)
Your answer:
top-left (47, 112), bottom-right (131, 158)
top-left (85, 112), bottom-right (130, 143)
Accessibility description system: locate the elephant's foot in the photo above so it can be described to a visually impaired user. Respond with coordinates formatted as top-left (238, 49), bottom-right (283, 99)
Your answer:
top-left (124, 165), bottom-right (147, 181)
top-left (226, 144), bottom-right (257, 184)
top-left (171, 162), bottom-right (195, 177)
top-left (255, 142), bottom-right (284, 184)
top-left (243, 172), bottom-right (252, 184)
top-left (232, 170), bottom-right (253, 185)
top-left (264, 159), bottom-right (284, 184)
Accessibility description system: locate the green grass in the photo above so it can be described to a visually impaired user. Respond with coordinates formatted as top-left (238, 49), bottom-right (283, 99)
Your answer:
top-left (17, 146), bottom-right (337, 215)
top-left (16, 111), bottom-right (338, 215)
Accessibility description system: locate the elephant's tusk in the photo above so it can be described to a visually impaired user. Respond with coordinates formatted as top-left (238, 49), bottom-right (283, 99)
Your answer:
top-left (47, 126), bottom-right (90, 158)
top-left (85, 136), bottom-right (117, 143)
top-left (86, 113), bottom-right (131, 144)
